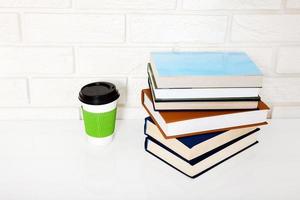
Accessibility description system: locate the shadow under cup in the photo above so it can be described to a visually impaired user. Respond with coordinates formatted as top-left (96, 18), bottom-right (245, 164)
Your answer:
top-left (79, 82), bottom-right (120, 145)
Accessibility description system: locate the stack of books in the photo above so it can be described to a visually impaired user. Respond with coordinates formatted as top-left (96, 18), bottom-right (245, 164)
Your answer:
top-left (141, 52), bottom-right (269, 178)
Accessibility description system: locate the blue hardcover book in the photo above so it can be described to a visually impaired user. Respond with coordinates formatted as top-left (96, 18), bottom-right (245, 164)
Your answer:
top-left (150, 52), bottom-right (263, 88)
top-left (144, 117), bottom-right (260, 163)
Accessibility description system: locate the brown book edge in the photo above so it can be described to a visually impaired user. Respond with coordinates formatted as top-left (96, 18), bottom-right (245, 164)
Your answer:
top-left (141, 89), bottom-right (267, 139)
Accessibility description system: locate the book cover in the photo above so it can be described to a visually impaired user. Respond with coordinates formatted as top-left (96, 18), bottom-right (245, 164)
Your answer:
top-left (144, 117), bottom-right (260, 161)
top-left (141, 89), bottom-right (268, 138)
top-left (148, 63), bottom-right (261, 102)
top-left (150, 52), bottom-right (263, 88)
top-left (148, 76), bottom-right (260, 110)
top-left (151, 52), bottom-right (262, 77)
top-left (145, 135), bottom-right (258, 178)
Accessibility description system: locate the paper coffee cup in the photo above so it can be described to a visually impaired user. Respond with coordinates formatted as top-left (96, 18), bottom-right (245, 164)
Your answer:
top-left (79, 82), bottom-right (120, 145)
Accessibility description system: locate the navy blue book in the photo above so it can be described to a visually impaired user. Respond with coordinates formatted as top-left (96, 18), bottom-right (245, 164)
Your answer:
top-left (144, 117), bottom-right (259, 163)
top-left (145, 136), bottom-right (258, 178)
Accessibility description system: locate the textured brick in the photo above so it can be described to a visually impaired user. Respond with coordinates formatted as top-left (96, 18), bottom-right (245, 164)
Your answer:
top-left (23, 14), bottom-right (125, 43)
top-left (127, 77), bottom-right (148, 107)
top-left (77, 47), bottom-right (170, 75)
top-left (128, 15), bottom-right (228, 43)
top-left (272, 106), bottom-right (300, 118)
top-left (117, 107), bottom-right (147, 119)
top-left (75, 0), bottom-right (176, 10)
top-left (0, 0), bottom-right (70, 8)
top-left (183, 0), bottom-right (281, 10)
top-left (0, 14), bottom-right (19, 43)
top-left (0, 107), bottom-right (79, 120)
top-left (286, 0), bottom-right (300, 8)
top-left (0, 9), bottom-right (300, 120)
top-left (276, 47), bottom-right (300, 73)
top-left (30, 78), bottom-right (126, 106)
top-left (261, 78), bottom-right (300, 103)
top-left (0, 79), bottom-right (28, 106)
top-left (0, 47), bottom-right (73, 74)
top-left (231, 15), bottom-right (300, 42)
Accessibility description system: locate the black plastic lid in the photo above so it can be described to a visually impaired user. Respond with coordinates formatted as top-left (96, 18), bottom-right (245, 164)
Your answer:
top-left (79, 82), bottom-right (120, 105)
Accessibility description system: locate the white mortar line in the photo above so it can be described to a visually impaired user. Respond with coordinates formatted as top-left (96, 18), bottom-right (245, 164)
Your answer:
top-left (25, 77), bottom-right (31, 104)
top-left (72, 46), bottom-right (77, 74)
top-left (224, 14), bottom-right (233, 45)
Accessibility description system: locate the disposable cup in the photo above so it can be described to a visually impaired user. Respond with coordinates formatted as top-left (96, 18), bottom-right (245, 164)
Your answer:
top-left (79, 82), bottom-right (120, 145)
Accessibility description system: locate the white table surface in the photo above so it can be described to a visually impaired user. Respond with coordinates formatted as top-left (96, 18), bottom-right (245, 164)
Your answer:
top-left (0, 119), bottom-right (299, 200)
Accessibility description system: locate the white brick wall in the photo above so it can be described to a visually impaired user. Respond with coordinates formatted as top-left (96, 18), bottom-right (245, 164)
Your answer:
top-left (0, 47), bottom-right (73, 74)
top-left (231, 15), bottom-right (300, 42)
top-left (128, 15), bottom-right (228, 43)
top-left (0, 0), bottom-right (300, 119)
top-left (276, 47), bottom-right (300, 73)
top-left (262, 78), bottom-right (300, 103)
top-left (77, 47), bottom-right (170, 75)
top-left (0, 0), bottom-right (71, 8)
top-left (127, 77), bottom-right (148, 107)
top-left (0, 79), bottom-right (28, 105)
top-left (183, 0), bottom-right (282, 10)
top-left (74, 0), bottom-right (176, 10)
top-left (0, 14), bottom-right (20, 43)
top-left (30, 77), bottom-right (127, 106)
top-left (23, 14), bottom-right (125, 43)
top-left (286, 0), bottom-right (300, 8)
